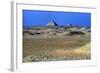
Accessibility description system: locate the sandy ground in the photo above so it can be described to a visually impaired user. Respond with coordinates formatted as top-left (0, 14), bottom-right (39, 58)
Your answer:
top-left (23, 35), bottom-right (90, 63)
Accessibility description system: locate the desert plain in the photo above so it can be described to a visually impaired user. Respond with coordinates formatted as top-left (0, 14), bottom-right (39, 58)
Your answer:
top-left (23, 22), bottom-right (91, 63)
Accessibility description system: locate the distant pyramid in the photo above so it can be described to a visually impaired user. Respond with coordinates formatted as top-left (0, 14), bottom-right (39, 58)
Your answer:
top-left (47, 21), bottom-right (58, 27)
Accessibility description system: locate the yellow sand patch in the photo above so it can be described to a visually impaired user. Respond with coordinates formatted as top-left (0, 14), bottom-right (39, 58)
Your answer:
top-left (48, 43), bottom-right (91, 57)
top-left (74, 43), bottom-right (91, 55)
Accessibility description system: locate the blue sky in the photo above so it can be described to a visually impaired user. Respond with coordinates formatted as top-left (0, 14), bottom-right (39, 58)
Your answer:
top-left (23, 10), bottom-right (91, 27)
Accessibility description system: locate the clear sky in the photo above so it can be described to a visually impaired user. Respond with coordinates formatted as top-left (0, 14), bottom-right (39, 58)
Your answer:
top-left (23, 10), bottom-right (91, 27)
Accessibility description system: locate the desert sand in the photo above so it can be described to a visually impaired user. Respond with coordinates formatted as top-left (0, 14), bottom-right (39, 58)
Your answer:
top-left (23, 22), bottom-right (91, 63)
